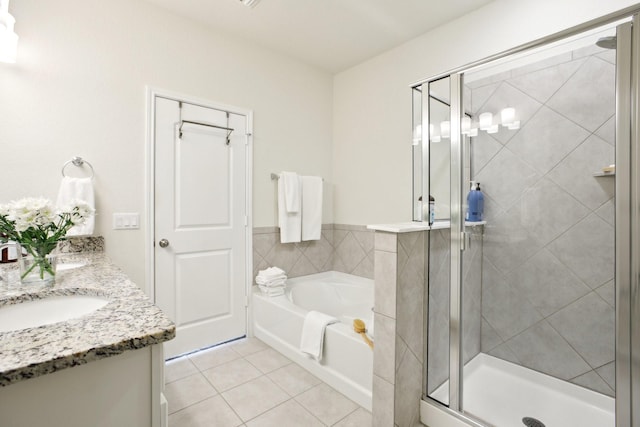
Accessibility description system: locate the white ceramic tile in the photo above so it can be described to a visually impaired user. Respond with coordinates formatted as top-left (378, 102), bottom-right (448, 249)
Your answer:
top-left (246, 400), bottom-right (324, 427)
top-left (221, 376), bottom-right (290, 422)
top-left (373, 313), bottom-right (396, 384)
top-left (295, 383), bottom-right (359, 426)
top-left (189, 345), bottom-right (242, 371)
top-left (168, 395), bottom-right (243, 427)
top-left (481, 260), bottom-right (543, 341)
top-left (302, 237), bottom-right (334, 271)
top-left (476, 82), bottom-right (543, 145)
top-left (506, 248), bottom-right (590, 317)
top-left (335, 232), bottom-right (367, 272)
top-left (266, 363), bottom-right (322, 397)
top-left (229, 337), bottom-right (269, 356)
top-left (548, 214), bottom-right (614, 289)
top-left (474, 147), bottom-right (540, 211)
top-left (372, 375), bottom-right (394, 427)
top-left (470, 82), bottom-right (500, 113)
top-left (203, 358), bottom-right (263, 392)
top-left (480, 318), bottom-right (503, 352)
top-left (165, 373), bottom-right (218, 414)
top-left (596, 361), bottom-right (615, 390)
top-left (374, 250), bottom-right (397, 318)
top-left (570, 370), bottom-right (614, 396)
top-left (394, 349), bottom-right (423, 427)
top-left (547, 56), bottom-right (616, 132)
top-left (263, 242), bottom-right (304, 275)
top-left (374, 232), bottom-right (397, 253)
top-left (507, 106), bottom-right (590, 175)
top-left (333, 407), bottom-right (373, 427)
top-left (506, 321), bottom-right (591, 380)
top-left (472, 131), bottom-right (503, 175)
top-left (547, 134), bottom-right (615, 210)
top-left (165, 356), bottom-right (199, 384)
top-left (596, 280), bottom-right (615, 308)
top-left (548, 292), bottom-right (615, 368)
top-left (595, 115), bottom-right (615, 146)
top-left (508, 58), bottom-right (584, 103)
top-left (245, 348), bottom-right (292, 374)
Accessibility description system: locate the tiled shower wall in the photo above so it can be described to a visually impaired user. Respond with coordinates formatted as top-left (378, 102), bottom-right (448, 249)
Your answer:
top-left (469, 44), bottom-right (616, 395)
top-left (252, 224), bottom-right (374, 281)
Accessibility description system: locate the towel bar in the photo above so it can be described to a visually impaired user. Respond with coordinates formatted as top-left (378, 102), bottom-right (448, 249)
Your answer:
top-left (61, 157), bottom-right (95, 179)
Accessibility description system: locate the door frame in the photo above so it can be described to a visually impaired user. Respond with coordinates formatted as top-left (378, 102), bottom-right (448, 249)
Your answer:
top-left (144, 86), bottom-right (254, 337)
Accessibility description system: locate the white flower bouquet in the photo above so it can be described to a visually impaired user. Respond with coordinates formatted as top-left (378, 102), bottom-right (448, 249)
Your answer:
top-left (0, 197), bottom-right (94, 284)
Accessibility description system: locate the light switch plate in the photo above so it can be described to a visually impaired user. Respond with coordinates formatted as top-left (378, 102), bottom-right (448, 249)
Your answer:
top-left (113, 213), bottom-right (140, 230)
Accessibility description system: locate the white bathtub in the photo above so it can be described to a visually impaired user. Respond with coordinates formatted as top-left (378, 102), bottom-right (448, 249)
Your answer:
top-left (252, 271), bottom-right (374, 410)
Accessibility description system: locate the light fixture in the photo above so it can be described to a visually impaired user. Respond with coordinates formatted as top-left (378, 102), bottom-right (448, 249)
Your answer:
top-left (479, 112), bottom-right (493, 130)
top-left (239, 0), bottom-right (261, 8)
top-left (0, 0), bottom-right (18, 64)
top-left (500, 107), bottom-right (516, 126)
top-left (430, 124), bottom-right (441, 143)
top-left (487, 124), bottom-right (500, 134)
top-left (440, 121), bottom-right (451, 139)
top-left (506, 120), bottom-right (521, 130)
top-left (412, 124), bottom-right (422, 146)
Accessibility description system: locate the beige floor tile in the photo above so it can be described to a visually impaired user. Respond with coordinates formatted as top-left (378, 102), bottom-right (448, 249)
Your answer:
top-left (203, 358), bottom-right (263, 392)
top-left (165, 373), bottom-right (218, 414)
top-left (221, 376), bottom-right (290, 422)
top-left (333, 407), bottom-right (372, 427)
top-left (169, 395), bottom-right (243, 427)
top-left (165, 357), bottom-right (199, 384)
top-left (229, 337), bottom-right (269, 356)
top-left (246, 400), bottom-right (324, 427)
top-left (189, 345), bottom-right (242, 371)
top-left (245, 348), bottom-right (292, 374)
top-left (267, 363), bottom-right (322, 396)
top-left (295, 383), bottom-right (359, 425)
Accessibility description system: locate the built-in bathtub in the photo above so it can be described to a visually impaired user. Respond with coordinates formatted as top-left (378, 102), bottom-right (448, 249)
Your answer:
top-left (252, 271), bottom-right (374, 410)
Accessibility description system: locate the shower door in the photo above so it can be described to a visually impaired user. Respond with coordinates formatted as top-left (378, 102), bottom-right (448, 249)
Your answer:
top-left (419, 14), bottom-right (640, 427)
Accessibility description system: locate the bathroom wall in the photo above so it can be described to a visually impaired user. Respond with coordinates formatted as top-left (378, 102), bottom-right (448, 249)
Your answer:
top-left (332, 0), bottom-right (637, 227)
top-left (252, 224), bottom-right (374, 281)
top-left (0, 0), bottom-right (333, 287)
top-left (470, 45), bottom-right (616, 395)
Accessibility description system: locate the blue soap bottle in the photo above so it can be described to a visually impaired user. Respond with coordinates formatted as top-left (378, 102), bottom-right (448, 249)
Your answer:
top-left (467, 182), bottom-right (484, 222)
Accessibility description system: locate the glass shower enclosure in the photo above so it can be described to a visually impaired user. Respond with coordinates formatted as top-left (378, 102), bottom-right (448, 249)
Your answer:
top-left (413, 11), bottom-right (640, 427)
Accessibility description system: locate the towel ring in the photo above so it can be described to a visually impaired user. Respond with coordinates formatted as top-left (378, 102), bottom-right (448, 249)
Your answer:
top-left (61, 156), bottom-right (95, 179)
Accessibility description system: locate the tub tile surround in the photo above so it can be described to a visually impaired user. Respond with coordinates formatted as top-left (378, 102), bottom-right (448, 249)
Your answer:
top-left (372, 231), bottom-right (425, 427)
top-left (253, 224), bottom-right (374, 282)
top-left (470, 45), bottom-right (616, 395)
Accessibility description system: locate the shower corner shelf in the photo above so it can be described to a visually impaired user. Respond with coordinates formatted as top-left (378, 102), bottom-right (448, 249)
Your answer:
top-left (593, 171), bottom-right (616, 177)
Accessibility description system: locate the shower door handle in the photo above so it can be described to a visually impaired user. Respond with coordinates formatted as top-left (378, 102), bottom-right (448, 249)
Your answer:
top-left (158, 239), bottom-right (170, 248)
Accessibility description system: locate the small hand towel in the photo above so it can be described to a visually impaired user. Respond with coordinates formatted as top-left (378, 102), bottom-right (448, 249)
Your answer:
top-left (257, 266), bottom-right (286, 279)
top-left (281, 171), bottom-right (301, 213)
top-left (256, 277), bottom-right (287, 287)
top-left (301, 176), bottom-right (323, 241)
top-left (300, 310), bottom-right (339, 362)
top-left (278, 175), bottom-right (302, 243)
top-left (56, 176), bottom-right (95, 236)
top-left (258, 285), bottom-right (285, 297)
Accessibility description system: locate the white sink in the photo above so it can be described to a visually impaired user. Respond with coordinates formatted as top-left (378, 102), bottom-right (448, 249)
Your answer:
top-left (0, 295), bottom-right (110, 333)
top-left (57, 262), bottom-right (87, 272)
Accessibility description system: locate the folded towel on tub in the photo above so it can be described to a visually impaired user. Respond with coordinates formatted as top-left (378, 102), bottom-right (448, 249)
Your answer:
top-left (300, 310), bottom-right (339, 362)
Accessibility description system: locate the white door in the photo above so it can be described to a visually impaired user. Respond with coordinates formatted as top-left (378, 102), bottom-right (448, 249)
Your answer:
top-left (154, 97), bottom-right (249, 358)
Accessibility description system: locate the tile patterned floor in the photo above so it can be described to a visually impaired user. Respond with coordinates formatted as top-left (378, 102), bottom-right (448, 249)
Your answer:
top-left (165, 337), bottom-right (372, 427)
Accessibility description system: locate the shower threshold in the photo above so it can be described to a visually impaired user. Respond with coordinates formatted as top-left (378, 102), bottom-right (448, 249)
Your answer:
top-left (429, 353), bottom-right (614, 427)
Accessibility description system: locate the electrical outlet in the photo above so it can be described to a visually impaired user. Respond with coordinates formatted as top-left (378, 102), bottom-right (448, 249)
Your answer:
top-left (113, 213), bottom-right (140, 230)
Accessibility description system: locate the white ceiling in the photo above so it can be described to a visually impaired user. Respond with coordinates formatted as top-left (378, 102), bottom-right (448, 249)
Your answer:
top-left (143, 0), bottom-right (495, 73)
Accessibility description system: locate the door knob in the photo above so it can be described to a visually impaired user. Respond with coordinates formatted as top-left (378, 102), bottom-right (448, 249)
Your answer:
top-left (158, 239), bottom-right (170, 248)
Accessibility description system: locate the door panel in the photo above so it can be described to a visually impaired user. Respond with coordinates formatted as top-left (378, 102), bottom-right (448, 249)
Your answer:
top-left (155, 97), bottom-right (248, 358)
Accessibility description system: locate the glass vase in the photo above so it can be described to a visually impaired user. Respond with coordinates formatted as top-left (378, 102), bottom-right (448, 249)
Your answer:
top-left (18, 244), bottom-right (57, 287)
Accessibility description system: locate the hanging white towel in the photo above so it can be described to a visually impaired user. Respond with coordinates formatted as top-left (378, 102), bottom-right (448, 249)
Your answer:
top-left (281, 171), bottom-right (301, 213)
top-left (56, 176), bottom-right (95, 236)
top-left (301, 176), bottom-right (323, 241)
top-left (300, 310), bottom-right (339, 362)
top-left (278, 175), bottom-right (301, 243)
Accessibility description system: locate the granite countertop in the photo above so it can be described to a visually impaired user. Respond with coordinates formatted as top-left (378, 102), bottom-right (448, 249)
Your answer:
top-left (0, 251), bottom-right (175, 386)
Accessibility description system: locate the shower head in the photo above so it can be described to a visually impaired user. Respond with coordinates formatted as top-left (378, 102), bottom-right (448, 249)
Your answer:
top-left (596, 36), bottom-right (617, 50)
